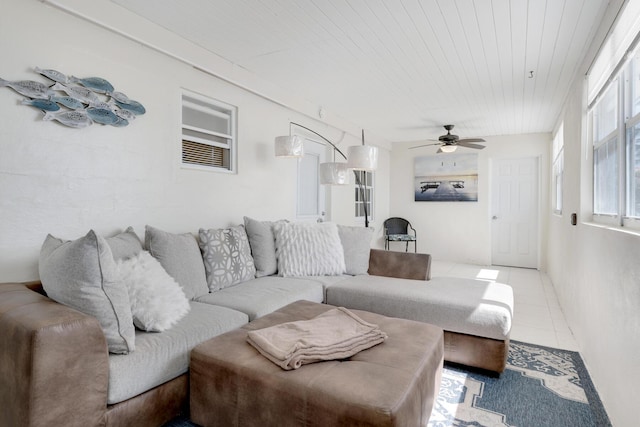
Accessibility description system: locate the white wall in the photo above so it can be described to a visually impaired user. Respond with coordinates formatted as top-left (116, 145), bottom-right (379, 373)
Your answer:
top-left (0, 0), bottom-right (389, 282)
top-left (547, 62), bottom-right (640, 427)
top-left (390, 134), bottom-right (550, 266)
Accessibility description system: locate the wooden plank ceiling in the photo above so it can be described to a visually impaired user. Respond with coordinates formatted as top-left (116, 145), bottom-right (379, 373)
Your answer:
top-left (111, 0), bottom-right (607, 143)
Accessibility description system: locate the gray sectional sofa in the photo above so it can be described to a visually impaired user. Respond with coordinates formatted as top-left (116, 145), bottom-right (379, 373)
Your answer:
top-left (0, 219), bottom-right (513, 427)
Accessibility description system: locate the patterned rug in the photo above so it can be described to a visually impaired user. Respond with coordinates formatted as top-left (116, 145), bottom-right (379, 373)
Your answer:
top-left (164, 340), bottom-right (611, 427)
top-left (429, 341), bottom-right (611, 427)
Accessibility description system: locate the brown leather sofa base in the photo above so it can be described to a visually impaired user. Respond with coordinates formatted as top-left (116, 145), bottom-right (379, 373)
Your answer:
top-left (0, 282), bottom-right (189, 427)
top-left (0, 282), bottom-right (109, 427)
top-left (190, 300), bottom-right (444, 427)
top-left (104, 374), bottom-right (187, 427)
top-left (369, 249), bottom-right (432, 280)
top-left (444, 331), bottom-right (509, 374)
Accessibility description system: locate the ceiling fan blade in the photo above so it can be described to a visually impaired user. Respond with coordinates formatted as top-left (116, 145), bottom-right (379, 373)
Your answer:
top-left (436, 148), bottom-right (444, 154)
top-left (458, 138), bottom-right (485, 143)
top-left (456, 141), bottom-right (486, 149)
top-left (409, 142), bottom-right (442, 149)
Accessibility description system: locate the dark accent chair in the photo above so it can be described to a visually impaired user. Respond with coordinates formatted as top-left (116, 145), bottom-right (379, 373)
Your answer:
top-left (383, 217), bottom-right (417, 253)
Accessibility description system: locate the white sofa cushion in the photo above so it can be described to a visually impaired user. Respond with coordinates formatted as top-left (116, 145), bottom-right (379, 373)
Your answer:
top-left (195, 276), bottom-right (324, 321)
top-left (325, 275), bottom-right (513, 341)
top-left (107, 302), bottom-right (248, 404)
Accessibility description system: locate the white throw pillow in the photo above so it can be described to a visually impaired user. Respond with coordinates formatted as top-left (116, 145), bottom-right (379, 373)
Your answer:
top-left (117, 251), bottom-right (190, 332)
top-left (274, 222), bottom-right (346, 277)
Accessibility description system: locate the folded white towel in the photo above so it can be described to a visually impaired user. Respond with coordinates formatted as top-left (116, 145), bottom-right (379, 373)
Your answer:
top-left (247, 307), bottom-right (387, 370)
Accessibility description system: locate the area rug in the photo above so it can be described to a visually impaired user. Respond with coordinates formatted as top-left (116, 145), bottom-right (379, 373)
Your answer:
top-left (163, 340), bottom-right (611, 427)
top-left (429, 340), bottom-right (611, 427)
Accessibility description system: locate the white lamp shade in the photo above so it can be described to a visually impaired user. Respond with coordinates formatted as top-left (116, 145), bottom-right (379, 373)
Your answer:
top-left (319, 162), bottom-right (350, 185)
top-left (347, 145), bottom-right (378, 170)
top-left (275, 135), bottom-right (304, 157)
top-left (440, 145), bottom-right (457, 153)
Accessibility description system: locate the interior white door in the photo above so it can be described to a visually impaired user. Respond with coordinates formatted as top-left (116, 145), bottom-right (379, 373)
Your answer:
top-left (296, 138), bottom-right (326, 222)
top-left (491, 157), bottom-right (539, 268)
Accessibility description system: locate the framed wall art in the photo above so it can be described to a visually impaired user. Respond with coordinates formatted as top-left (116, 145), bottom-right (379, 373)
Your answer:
top-left (414, 153), bottom-right (478, 202)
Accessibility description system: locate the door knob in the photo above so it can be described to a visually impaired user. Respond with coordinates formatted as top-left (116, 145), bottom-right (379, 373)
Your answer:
top-left (492, 215), bottom-right (498, 220)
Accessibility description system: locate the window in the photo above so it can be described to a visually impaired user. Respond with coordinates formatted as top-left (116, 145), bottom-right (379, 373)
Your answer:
top-left (587, 0), bottom-right (640, 228)
top-left (552, 123), bottom-right (564, 214)
top-left (592, 80), bottom-right (619, 216)
top-left (181, 90), bottom-right (236, 172)
top-left (626, 50), bottom-right (640, 219)
top-left (589, 43), bottom-right (640, 227)
top-left (354, 170), bottom-right (374, 222)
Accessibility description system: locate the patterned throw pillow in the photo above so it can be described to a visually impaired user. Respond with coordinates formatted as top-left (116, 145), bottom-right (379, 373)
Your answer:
top-left (199, 225), bottom-right (256, 292)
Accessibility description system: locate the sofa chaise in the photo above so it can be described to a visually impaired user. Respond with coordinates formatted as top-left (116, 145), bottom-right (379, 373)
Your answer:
top-left (0, 220), bottom-right (513, 427)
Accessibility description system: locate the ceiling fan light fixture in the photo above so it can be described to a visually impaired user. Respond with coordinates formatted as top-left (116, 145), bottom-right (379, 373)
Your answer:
top-left (440, 145), bottom-right (457, 153)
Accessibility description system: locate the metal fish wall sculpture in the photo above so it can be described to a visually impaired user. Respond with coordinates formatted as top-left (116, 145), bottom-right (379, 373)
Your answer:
top-left (0, 78), bottom-right (53, 99)
top-left (86, 107), bottom-right (119, 125)
top-left (0, 66), bottom-right (146, 129)
top-left (22, 98), bottom-right (60, 111)
top-left (51, 82), bottom-right (101, 105)
top-left (34, 67), bottom-right (70, 84)
top-left (42, 110), bottom-right (93, 128)
top-left (49, 95), bottom-right (84, 110)
top-left (70, 76), bottom-right (115, 94)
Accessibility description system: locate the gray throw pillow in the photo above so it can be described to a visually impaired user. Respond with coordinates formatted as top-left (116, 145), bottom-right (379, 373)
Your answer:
top-left (244, 216), bottom-right (280, 277)
top-left (39, 230), bottom-right (135, 354)
top-left (199, 225), bottom-right (256, 291)
top-left (106, 226), bottom-right (143, 260)
top-left (144, 225), bottom-right (209, 300)
top-left (337, 225), bottom-right (375, 275)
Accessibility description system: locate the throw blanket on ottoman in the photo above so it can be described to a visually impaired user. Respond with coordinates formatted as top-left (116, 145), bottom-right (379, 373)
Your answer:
top-left (247, 307), bottom-right (387, 370)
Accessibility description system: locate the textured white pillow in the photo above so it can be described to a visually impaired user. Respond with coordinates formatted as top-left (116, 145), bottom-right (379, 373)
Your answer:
top-left (274, 222), bottom-right (346, 277)
top-left (117, 251), bottom-right (190, 332)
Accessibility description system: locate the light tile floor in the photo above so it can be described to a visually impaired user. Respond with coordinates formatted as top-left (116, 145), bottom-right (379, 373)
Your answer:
top-left (431, 260), bottom-right (578, 351)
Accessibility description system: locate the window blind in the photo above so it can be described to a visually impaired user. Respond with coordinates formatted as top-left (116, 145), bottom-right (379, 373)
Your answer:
top-left (587, 0), bottom-right (640, 107)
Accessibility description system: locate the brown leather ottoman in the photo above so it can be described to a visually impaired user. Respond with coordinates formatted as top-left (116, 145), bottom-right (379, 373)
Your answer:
top-left (190, 300), bottom-right (443, 427)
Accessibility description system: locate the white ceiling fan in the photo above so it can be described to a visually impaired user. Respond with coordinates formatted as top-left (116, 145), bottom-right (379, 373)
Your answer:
top-left (410, 125), bottom-right (486, 153)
